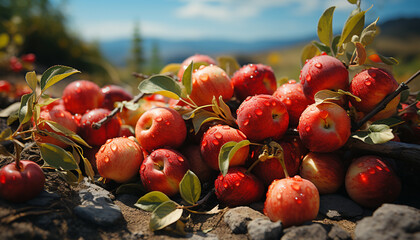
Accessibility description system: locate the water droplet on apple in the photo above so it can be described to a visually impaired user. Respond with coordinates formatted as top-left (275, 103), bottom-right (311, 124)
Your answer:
top-left (238, 172), bottom-right (245, 178)
top-left (291, 182), bottom-right (301, 191)
top-left (165, 153), bottom-right (170, 157)
top-left (110, 144), bottom-right (117, 152)
top-left (272, 101), bottom-right (277, 107)
top-left (319, 110), bottom-right (329, 119)
top-left (212, 139), bottom-right (219, 145)
top-left (245, 96), bottom-right (251, 101)
top-left (365, 80), bottom-right (372, 86)
top-left (371, 72), bottom-right (376, 77)
top-left (200, 73), bottom-right (209, 81)
top-left (76, 88), bottom-right (81, 93)
top-left (214, 132), bottom-right (223, 139)
top-left (221, 72), bottom-right (227, 77)
top-left (285, 98), bottom-right (292, 105)
top-left (289, 80), bottom-right (297, 84)
top-left (0, 175), bottom-right (5, 184)
top-left (222, 125), bottom-right (230, 130)
top-left (223, 182), bottom-right (228, 188)
top-left (368, 167), bottom-right (376, 174)
top-left (384, 167), bottom-right (390, 172)
top-left (264, 101), bottom-right (271, 106)
top-left (295, 197), bottom-right (303, 204)
top-left (255, 109), bottom-right (263, 116)
top-left (235, 181), bottom-right (240, 187)
top-left (376, 165), bottom-right (383, 171)
top-left (315, 63), bottom-right (322, 68)
top-left (305, 126), bottom-right (311, 132)
top-left (218, 175), bottom-right (224, 180)
top-left (106, 139), bottom-right (112, 144)
top-left (243, 119), bottom-right (250, 126)
top-left (104, 156), bottom-right (110, 163)
top-left (156, 117), bottom-right (163, 122)
top-left (276, 193), bottom-right (282, 200)
top-left (140, 164), bottom-right (146, 171)
top-left (177, 156), bottom-right (184, 162)
top-left (202, 140), bottom-right (208, 147)
top-left (306, 74), bottom-right (311, 82)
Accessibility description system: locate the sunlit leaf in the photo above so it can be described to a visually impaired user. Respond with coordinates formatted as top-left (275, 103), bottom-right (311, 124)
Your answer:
top-left (217, 96), bottom-right (235, 124)
top-left (36, 97), bottom-right (59, 108)
top-left (135, 191), bottom-right (171, 212)
top-left (351, 124), bottom-right (394, 144)
top-left (301, 43), bottom-right (320, 66)
top-left (179, 170), bottom-right (201, 205)
top-left (18, 93), bottom-right (34, 125)
top-left (191, 110), bottom-right (223, 133)
top-left (38, 130), bottom-right (76, 147)
top-left (360, 18), bottom-right (379, 46)
top-left (217, 56), bottom-right (240, 77)
top-left (150, 201), bottom-right (183, 231)
top-left (160, 63), bottom-right (181, 75)
top-left (40, 65), bottom-right (80, 92)
top-left (44, 120), bottom-right (90, 147)
top-left (338, 9), bottom-right (366, 47)
top-left (317, 6), bottom-right (335, 47)
top-left (347, 0), bottom-right (358, 4)
top-left (38, 143), bottom-right (79, 170)
top-left (182, 61), bottom-right (193, 95)
top-left (218, 140), bottom-right (250, 176)
top-left (25, 71), bottom-right (37, 92)
top-left (138, 75), bottom-right (181, 99)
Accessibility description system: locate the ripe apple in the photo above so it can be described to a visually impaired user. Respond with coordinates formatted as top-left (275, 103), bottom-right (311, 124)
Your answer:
top-left (349, 67), bottom-right (400, 121)
top-left (35, 108), bottom-right (78, 148)
top-left (251, 140), bottom-right (302, 186)
top-left (180, 144), bottom-right (217, 183)
top-left (0, 160), bottom-right (45, 203)
top-left (62, 80), bottom-right (104, 115)
top-left (214, 167), bottom-right (264, 207)
top-left (140, 148), bottom-right (190, 196)
top-left (299, 152), bottom-right (346, 194)
top-left (135, 107), bottom-right (186, 152)
top-left (119, 124), bottom-right (135, 137)
top-left (101, 85), bottom-right (133, 110)
top-left (177, 54), bottom-right (217, 81)
top-left (273, 80), bottom-right (314, 127)
top-left (236, 94), bottom-right (289, 142)
top-left (95, 137), bottom-right (144, 183)
top-left (264, 175), bottom-right (319, 227)
top-left (79, 108), bottom-right (122, 146)
top-left (231, 63), bottom-right (277, 101)
top-left (300, 55), bottom-right (349, 101)
top-left (345, 155), bottom-right (401, 208)
top-left (118, 99), bottom-right (167, 128)
top-left (298, 102), bottom-right (351, 152)
top-left (201, 125), bottom-right (249, 170)
top-left (188, 65), bottom-right (234, 106)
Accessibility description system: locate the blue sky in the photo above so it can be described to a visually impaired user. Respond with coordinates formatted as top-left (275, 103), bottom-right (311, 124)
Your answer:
top-left (56, 0), bottom-right (420, 42)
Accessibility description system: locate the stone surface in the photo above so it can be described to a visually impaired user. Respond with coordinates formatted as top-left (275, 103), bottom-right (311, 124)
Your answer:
top-left (319, 194), bottom-right (364, 220)
top-left (74, 179), bottom-right (123, 226)
top-left (247, 217), bottom-right (282, 240)
top-left (223, 206), bottom-right (266, 234)
top-left (186, 232), bottom-right (219, 240)
top-left (328, 224), bottom-right (352, 240)
top-left (281, 223), bottom-right (328, 240)
top-left (28, 190), bottom-right (60, 207)
top-left (354, 203), bottom-right (420, 240)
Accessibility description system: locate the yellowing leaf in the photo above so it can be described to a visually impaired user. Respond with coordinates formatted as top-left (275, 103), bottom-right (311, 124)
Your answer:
top-left (160, 63), bottom-right (181, 75)
top-left (317, 6), bottom-right (335, 47)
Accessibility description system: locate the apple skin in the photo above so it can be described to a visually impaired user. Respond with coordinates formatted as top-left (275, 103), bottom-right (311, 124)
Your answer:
top-left (79, 108), bottom-right (122, 146)
top-left (214, 167), bottom-right (264, 207)
top-left (101, 85), bottom-right (133, 110)
top-left (62, 80), bottom-right (104, 115)
top-left (180, 144), bottom-right (217, 183)
top-left (95, 137), bottom-right (144, 183)
top-left (300, 55), bottom-right (349, 101)
top-left (231, 64), bottom-right (277, 101)
top-left (35, 109), bottom-right (78, 148)
top-left (264, 175), bottom-right (320, 227)
top-left (349, 68), bottom-right (400, 121)
top-left (118, 99), bottom-right (167, 128)
top-left (0, 160), bottom-right (45, 203)
top-left (299, 152), bottom-right (346, 194)
top-left (177, 54), bottom-right (217, 81)
top-left (298, 102), bottom-right (351, 153)
top-left (201, 125), bottom-right (249, 170)
top-left (140, 148), bottom-right (190, 196)
top-left (236, 94), bottom-right (289, 142)
top-left (345, 155), bottom-right (401, 208)
top-left (273, 80), bottom-right (314, 127)
top-left (135, 107), bottom-right (187, 152)
top-left (189, 65), bottom-right (234, 106)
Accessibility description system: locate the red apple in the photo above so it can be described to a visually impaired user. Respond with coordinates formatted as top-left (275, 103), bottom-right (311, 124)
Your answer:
top-left (180, 144), bottom-right (217, 183)
top-left (300, 55), bottom-right (349, 101)
top-left (0, 80), bottom-right (11, 93)
top-left (214, 167), bottom-right (264, 207)
top-left (349, 68), bottom-right (400, 121)
top-left (0, 160), bottom-right (45, 203)
top-left (231, 64), bottom-right (277, 101)
top-left (79, 108), bottom-right (122, 146)
top-left (35, 108), bottom-right (78, 148)
top-left (345, 155), bottom-right (401, 208)
top-left (299, 152), bottom-right (346, 194)
top-left (101, 85), bottom-right (133, 110)
top-left (119, 124), bottom-right (135, 137)
top-left (177, 54), bottom-right (217, 81)
top-left (95, 137), bottom-right (144, 183)
top-left (201, 125), bottom-right (249, 170)
top-left (189, 65), bottom-right (234, 106)
top-left (273, 80), bottom-right (314, 127)
top-left (236, 94), bottom-right (289, 142)
top-left (298, 102), bottom-right (351, 152)
top-left (62, 80), bottom-right (104, 114)
top-left (264, 175), bottom-right (319, 227)
top-left (140, 148), bottom-right (190, 196)
top-left (135, 107), bottom-right (186, 152)
top-left (118, 99), bottom-right (167, 128)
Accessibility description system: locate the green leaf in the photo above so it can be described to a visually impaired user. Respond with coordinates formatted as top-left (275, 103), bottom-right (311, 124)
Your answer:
top-left (400, 89), bottom-right (410, 103)
top-left (18, 93), bottom-right (34, 125)
top-left (25, 71), bottom-right (37, 92)
top-left (372, 116), bottom-right (404, 128)
top-left (44, 120), bottom-right (90, 147)
top-left (331, 35), bottom-right (341, 56)
top-left (378, 54), bottom-right (399, 65)
top-left (218, 140), bottom-right (250, 176)
top-left (40, 65), bottom-right (80, 92)
top-left (312, 41), bottom-right (331, 55)
top-left (150, 201), bottom-right (183, 231)
top-left (217, 96), bottom-right (236, 123)
top-left (7, 111), bottom-right (19, 125)
top-left (217, 56), bottom-right (240, 77)
top-left (0, 128), bottom-right (12, 141)
top-left (351, 124), bottom-right (394, 144)
top-left (317, 6), bottom-right (335, 47)
top-left (338, 9), bottom-right (366, 47)
top-left (116, 183), bottom-right (146, 196)
top-left (135, 191), bottom-right (171, 212)
top-left (182, 61), bottom-right (193, 95)
top-left (191, 110), bottom-right (223, 133)
top-left (314, 89), bottom-right (360, 104)
top-left (347, 0), bottom-right (358, 4)
top-left (138, 75), bottom-right (181, 99)
top-left (360, 18), bottom-right (379, 46)
top-left (37, 97), bottom-right (59, 108)
top-left (39, 130), bottom-right (77, 147)
top-left (38, 143), bottom-right (79, 170)
top-left (179, 170), bottom-right (201, 205)
top-left (301, 43), bottom-right (320, 66)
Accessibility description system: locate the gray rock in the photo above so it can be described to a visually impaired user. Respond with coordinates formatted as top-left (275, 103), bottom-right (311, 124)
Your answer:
top-left (247, 218), bottom-right (282, 240)
top-left (319, 194), bottom-right (363, 220)
top-left (28, 190), bottom-right (60, 207)
top-left (328, 224), bottom-right (352, 240)
top-left (224, 206), bottom-right (266, 234)
top-left (74, 179), bottom-right (123, 226)
top-left (355, 203), bottom-right (420, 240)
top-left (281, 224), bottom-right (327, 240)
top-left (186, 232), bottom-right (219, 240)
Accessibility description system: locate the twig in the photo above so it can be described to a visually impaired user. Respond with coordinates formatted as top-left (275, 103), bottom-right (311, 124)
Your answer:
top-left (132, 72), bottom-right (151, 80)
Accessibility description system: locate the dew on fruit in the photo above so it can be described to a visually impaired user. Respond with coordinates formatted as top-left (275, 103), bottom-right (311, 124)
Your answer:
top-left (272, 101), bottom-right (277, 107)
top-left (140, 164), bottom-right (146, 171)
top-left (284, 98), bottom-right (292, 105)
top-left (110, 144), bottom-right (117, 152)
top-left (250, 75), bottom-right (254, 79)
top-left (359, 173), bottom-right (368, 183)
top-left (368, 167), bottom-right (376, 174)
top-left (255, 109), bottom-right (263, 116)
top-left (104, 156), bottom-right (110, 163)
top-left (306, 74), bottom-right (311, 81)
top-left (294, 175), bottom-right (303, 181)
top-left (243, 119), bottom-right (250, 126)
top-left (264, 101), bottom-right (271, 106)
top-left (276, 193), bottom-right (282, 200)
top-left (365, 80), bottom-right (372, 86)
top-left (218, 175), bottom-right (224, 180)
top-left (106, 139), bottom-right (112, 144)
top-left (384, 167), bottom-right (390, 172)
top-left (223, 182), bottom-right (228, 188)
top-left (291, 182), bottom-right (301, 191)
top-left (156, 117), bottom-right (163, 122)
top-left (319, 110), bottom-right (329, 119)
top-left (235, 182), bottom-right (240, 187)
top-left (376, 165), bottom-right (383, 171)
top-left (165, 153), bottom-right (170, 157)
top-left (177, 156), bottom-right (184, 162)
top-left (221, 72), bottom-right (227, 77)
top-left (214, 132), bottom-right (223, 139)
top-left (212, 139), bottom-right (220, 145)
top-left (202, 140), bottom-right (208, 147)
top-left (295, 197), bottom-right (303, 204)
top-left (222, 125), bottom-right (230, 130)
top-left (238, 172), bottom-right (245, 178)
top-left (371, 72), bottom-right (376, 77)
top-left (76, 88), bottom-right (81, 93)
top-left (165, 121), bottom-right (170, 126)
top-left (305, 126), bottom-right (311, 132)
top-left (200, 73), bottom-right (209, 81)
top-left (0, 175), bottom-right (6, 184)
top-left (315, 63), bottom-right (322, 68)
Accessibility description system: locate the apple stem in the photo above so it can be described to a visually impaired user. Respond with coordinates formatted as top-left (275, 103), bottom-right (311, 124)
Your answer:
top-left (271, 142), bottom-right (289, 178)
top-left (13, 141), bottom-right (22, 171)
top-left (182, 188), bottom-right (215, 211)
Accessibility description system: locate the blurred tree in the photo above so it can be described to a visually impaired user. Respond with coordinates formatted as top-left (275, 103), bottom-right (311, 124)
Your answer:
top-left (148, 40), bottom-right (163, 74)
top-left (129, 22), bottom-right (144, 73)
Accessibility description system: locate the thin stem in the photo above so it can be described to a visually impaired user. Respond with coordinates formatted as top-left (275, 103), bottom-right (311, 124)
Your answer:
top-left (180, 188), bottom-right (215, 210)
